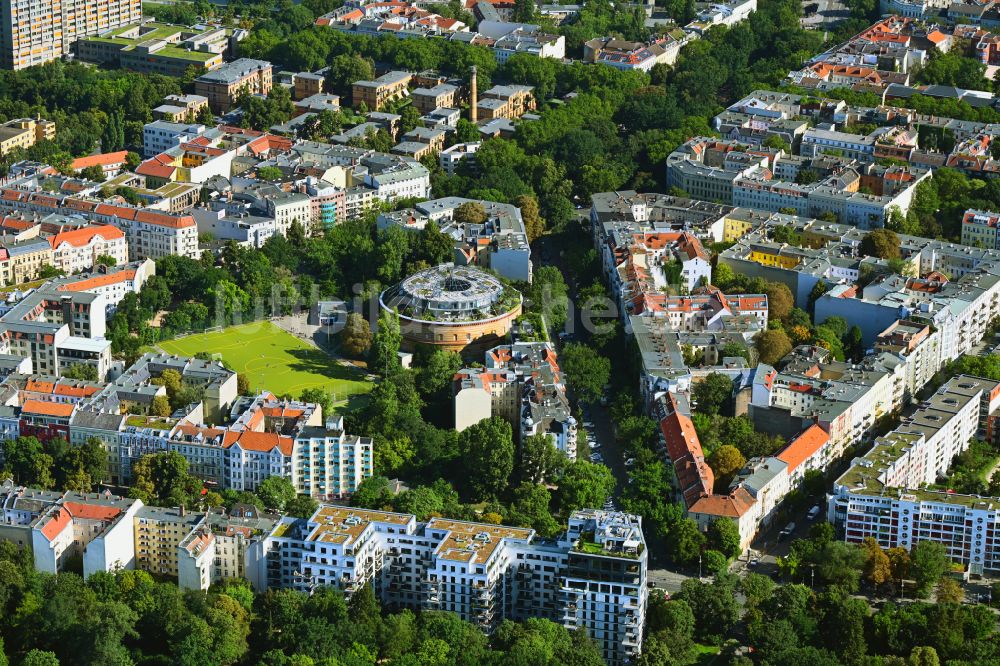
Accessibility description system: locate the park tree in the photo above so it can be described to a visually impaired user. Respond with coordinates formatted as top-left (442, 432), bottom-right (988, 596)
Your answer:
top-left (55, 439), bottom-right (108, 492)
top-left (911, 540), bottom-right (949, 597)
top-left (706, 517), bottom-right (741, 560)
top-left (909, 646), bottom-right (941, 666)
top-left (668, 517), bottom-right (705, 566)
top-left (677, 576), bottom-right (739, 644)
top-left (414, 221), bottom-right (454, 267)
top-left (102, 110), bottom-right (125, 152)
top-left (708, 445), bottom-right (745, 489)
top-left (518, 433), bottom-right (566, 484)
top-left (21, 651), bottom-right (59, 666)
top-left (454, 202), bottom-right (487, 225)
top-left (236, 373), bottom-right (251, 396)
top-left (862, 228), bottom-right (902, 260)
top-left (935, 577), bottom-right (963, 604)
top-left (327, 54), bottom-right (376, 97)
top-left (554, 460), bottom-right (615, 517)
top-left (514, 194), bottom-right (545, 241)
top-left (299, 388), bottom-right (334, 419)
top-left (149, 395), bottom-right (173, 416)
top-left (693, 372), bottom-right (732, 416)
top-left (559, 343), bottom-right (610, 403)
top-left (256, 166), bottom-right (283, 181)
top-left (763, 281), bottom-right (794, 322)
top-left (129, 451), bottom-right (198, 506)
top-left (740, 572), bottom-right (775, 611)
top-left (61, 363), bottom-right (99, 381)
top-left (369, 309), bottom-right (402, 376)
top-left (341, 313), bottom-right (372, 359)
top-left (863, 537), bottom-right (892, 587)
top-left (285, 495), bottom-right (319, 519)
top-left (816, 541), bottom-right (866, 592)
top-left (505, 482), bottom-right (560, 536)
top-left (821, 594), bottom-right (868, 663)
top-left (756, 329), bottom-right (792, 365)
top-left (80, 165), bottom-right (106, 183)
top-left (2, 436), bottom-right (54, 488)
top-left (353, 476), bottom-right (395, 510)
top-left (702, 550), bottom-right (728, 576)
top-left (887, 546), bottom-right (912, 581)
top-left (416, 350), bottom-right (462, 398)
top-left (458, 416), bottom-right (514, 501)
top-left (257, 477), bottom-right (297, 512)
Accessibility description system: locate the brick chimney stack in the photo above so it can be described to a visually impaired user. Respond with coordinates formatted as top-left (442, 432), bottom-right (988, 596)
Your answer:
top-left (470, 65), bottom-right (478, 124)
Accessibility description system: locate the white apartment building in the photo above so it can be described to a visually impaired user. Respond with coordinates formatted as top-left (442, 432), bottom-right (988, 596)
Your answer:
top-left (49, 259), bottom-right (156, 313)
top-left (961, 208), bottom-right (1000, 249)
top-left (263, 506), bottom-right (647, 666)
top-left (872, 319), bottom-right (942, 403)
top-left (142, 121), bottom-right (208, 158)
top-left (439, 142), bottom-right (480, 176)
top-left (191, 208), bottom-right (278, 248)
top-left (177, 507), bottom-right (277, 592)
top-left (454, 342), bottom-right (578, 459)
top-left (364, 159), bottom-right (431, 201)
top-left (263, 191), bottom-right (312, 237)
top-left (799, 128), bottom-right (876, 162)
top-left (221, 431), bottom-right (293, 492)
top-left (124, 210), bottom-right (200, 260)
top-left (30, 494), bottom-right (142, 579)
top-left (47, 225), bottom-right (128, 275)
top-left (291, 425), bottom-right (374, 499)
top-left (831, 375), bottom-right (1000, 574)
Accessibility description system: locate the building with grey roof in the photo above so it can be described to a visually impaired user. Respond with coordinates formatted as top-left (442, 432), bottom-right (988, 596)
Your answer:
top-left (378, 197), bottom-right (531, 281)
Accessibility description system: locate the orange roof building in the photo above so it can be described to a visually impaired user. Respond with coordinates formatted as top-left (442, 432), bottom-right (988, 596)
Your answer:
top-left (776, 424), bottom-right (829, 482)
top-left (70, 151), bottom-right (129, 175)
top-left (658, 393), bottom-right (714, 508)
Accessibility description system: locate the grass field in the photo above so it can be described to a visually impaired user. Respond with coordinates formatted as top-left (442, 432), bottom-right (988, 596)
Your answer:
top-left (157, 322), bottom-right (373, 405)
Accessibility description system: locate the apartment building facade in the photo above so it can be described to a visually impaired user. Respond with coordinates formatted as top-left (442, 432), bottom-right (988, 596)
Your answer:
top-left (0, 0), bottom-right (140, 70)
top-left (830, 375), bottom-right (1000, 575)
top-left (194, 58), bottom-right (273, 113)
top-left (0, 118), bottom-right (56, 155)
top-left (263, 506), bottom-right (647, 666)
top-left (352, 70), bottom-right (412, 110)
top-left (454, 342), bottom-right (578, 459)
top-left (47, 225), bottom-right (128, 274)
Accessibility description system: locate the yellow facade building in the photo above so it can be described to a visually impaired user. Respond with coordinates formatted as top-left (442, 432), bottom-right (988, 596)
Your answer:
top-left (134, 506), bottom-right (203, 578)
top-left (0, 118), bottom-right (56, 156)
top-left (1, 0), bottom-right (141, 69)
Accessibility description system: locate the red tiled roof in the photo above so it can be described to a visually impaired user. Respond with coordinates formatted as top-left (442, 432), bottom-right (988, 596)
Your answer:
top-left (56, 270), bottom-right (136, 292)
top-left (63, 501), bottom-right (121, 522)
top-left (776, 424), bottom-right (829, 473)
top-left (659, 393), bottom-right (713, 507)
top-left (134, 210), bottom-right (195, 228)
top-left (689, 487), bottom-right (757, 518)
top-left (24, 379), bottom-right (99, 398)
top-left (20, 399), bottom-right (74, 418)
top-left (40, 507), bottom-right (72, 540)
top-left (70, 151), bottom-right (129, 171)
top-left (136, 162), bottom-right (176, 179)
top-left (48, 225), bottom-right (124, 249)
top-left (222, 430), bottom-right (293, 456)
top-left (262, 406), bottom-right (305, 419)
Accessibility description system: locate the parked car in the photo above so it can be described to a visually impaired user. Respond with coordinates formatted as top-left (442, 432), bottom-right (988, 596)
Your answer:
top-left (779, 522), bottom-right (796, 540)
top-left (807, 505), bottom-right (822, 520)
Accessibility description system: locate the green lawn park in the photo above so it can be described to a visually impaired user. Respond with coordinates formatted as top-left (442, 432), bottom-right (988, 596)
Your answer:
top-left (157, 321), bottom-right (372, 407)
